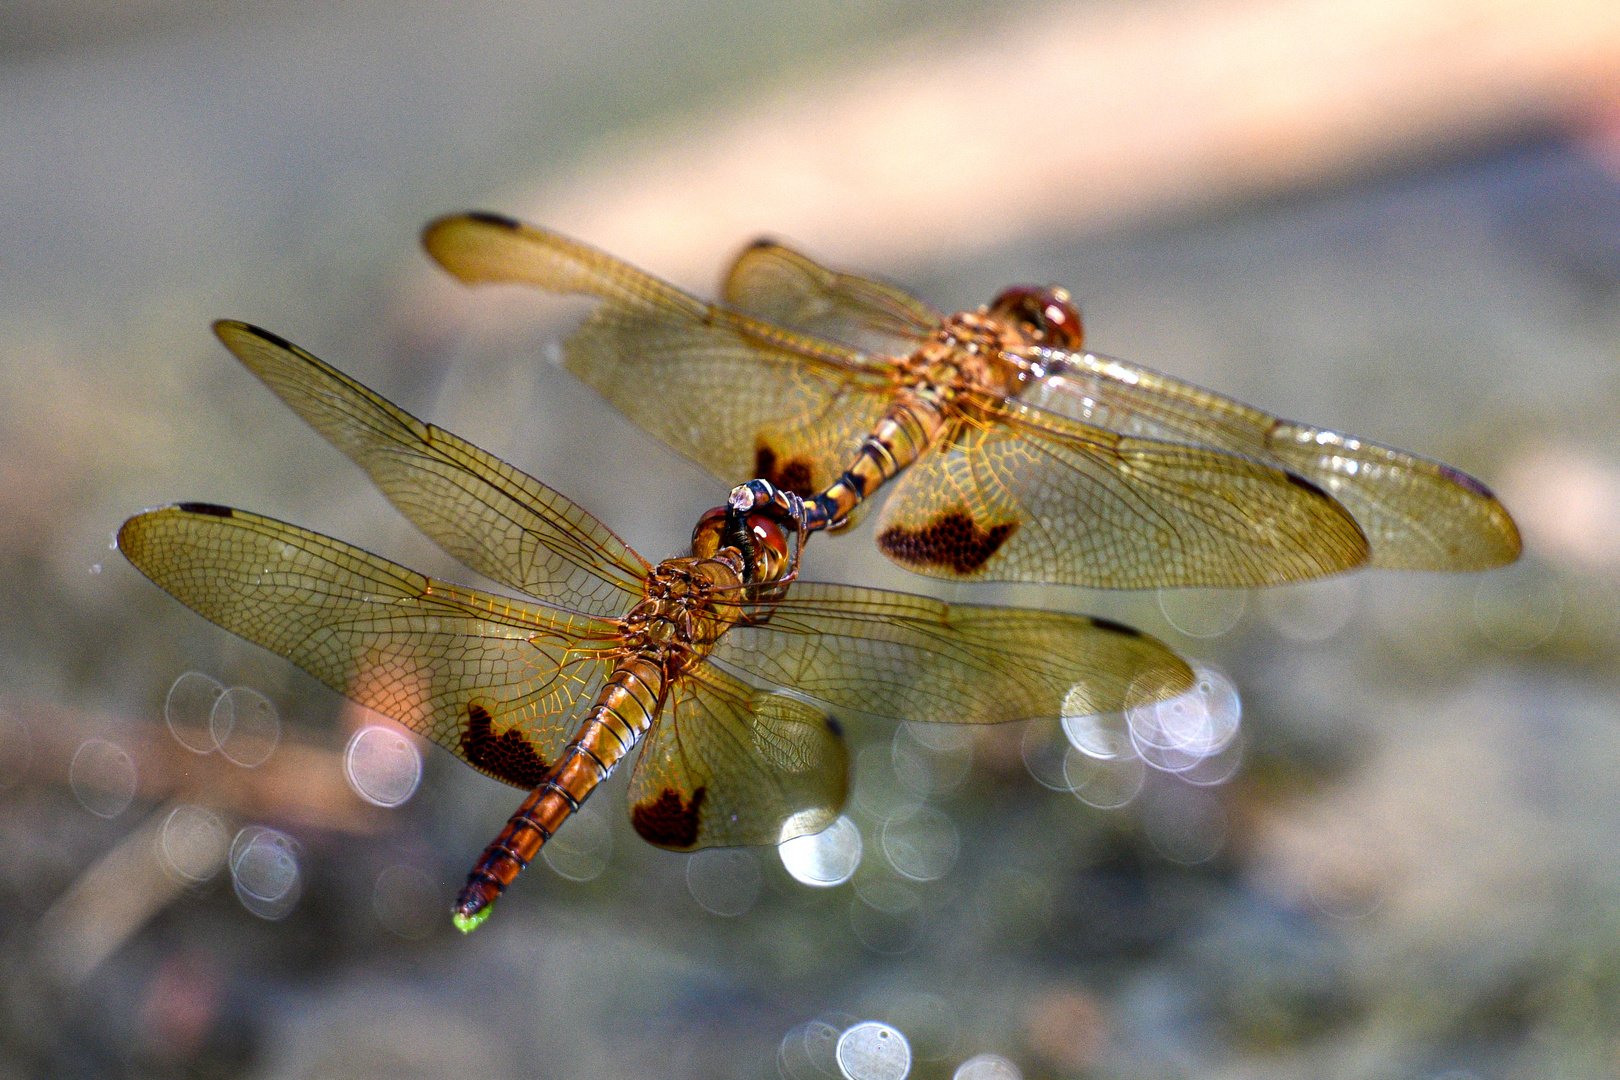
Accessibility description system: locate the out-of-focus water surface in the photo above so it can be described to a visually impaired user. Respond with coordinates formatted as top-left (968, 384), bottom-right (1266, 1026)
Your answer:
top-left (5, 2), bottom-right (1620, 1077)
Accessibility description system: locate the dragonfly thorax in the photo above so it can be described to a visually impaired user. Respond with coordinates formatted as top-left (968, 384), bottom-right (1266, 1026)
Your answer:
top-left (905, 310), bottom-right (1031, 403)
top-left (621, 558), bottom-right (746, 671)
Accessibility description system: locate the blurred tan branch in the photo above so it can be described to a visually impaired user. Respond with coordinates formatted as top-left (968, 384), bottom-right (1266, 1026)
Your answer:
top-left (494, 0), bottom-right (1620, 286)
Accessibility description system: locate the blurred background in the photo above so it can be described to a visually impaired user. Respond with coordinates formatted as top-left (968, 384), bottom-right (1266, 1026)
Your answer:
top-left (4, 0), bottom-right (1620, 1076)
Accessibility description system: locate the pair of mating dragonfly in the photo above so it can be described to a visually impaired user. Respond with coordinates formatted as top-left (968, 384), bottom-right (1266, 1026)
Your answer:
top-left (119, 214), bottom-right (1521, 930)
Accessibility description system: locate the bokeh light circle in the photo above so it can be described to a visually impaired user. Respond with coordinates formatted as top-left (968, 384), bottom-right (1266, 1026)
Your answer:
top-left (1019, 720), bottom-right (1072, 791)
top-left (1064, 751), bottom-right (1146, 809)
top-left (69, 738), bottom-right (137, 818)
top-left (157, 804), bottom-right (229, 883)
top-left (229, 826), bottom-right (302, 920)
top-left (541, 804), bottom-right (613, 882)
top-left (165, 672), bottom-right (224, 754)
top-left (891, 723), bottom-right (972, 800)
top-left (685, 848), bottom-right (761, 916)
top-left (779, 814), bottom-right (863, 886)
top-left (1060, 708), bottom-right (1131, 761)
top-left (1124, 666), bottom-right (1241, 777)
top-left (953, 1054), bottom-right (1021, 1080)
top-left (1157, 588), bottom-right (1246, 638)
top-left (836, 1021), bottom-right (911, 1080)
top-left (210, 686), bottom-right (280, 767)
top-left (881, 805), bottom-right (959, 882)
top-left (343, 725), bottom-right (423, 807)
top-left (849, 894), bottom-right (921, 956)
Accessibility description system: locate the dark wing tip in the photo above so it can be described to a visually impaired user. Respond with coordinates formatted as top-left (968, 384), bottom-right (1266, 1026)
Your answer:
top-left (212, 320), bottom-right (295, 354)
top-left (464, 210), bottom-right (522, 230)
top-left (176, 502), bottom-right (235, 518)
top-left (1088, 616), bottom-right (1143, 639)
top-left (1436, 462), bottom-right (1497, 501)
top-left (1282, 470), bottom-right (1332, 500)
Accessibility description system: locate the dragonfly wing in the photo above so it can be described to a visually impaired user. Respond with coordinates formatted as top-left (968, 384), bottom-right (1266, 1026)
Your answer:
top-left (871, 404), bottom-right (1370, 588)
top-left (214, 321), bottom-right (649, 616)
top-left (1023, 351), bottom-right (1521, 570)
top-left (422, 213), bottom-right (892, 496)
top-left (119, 503), bottom-right (620, 788)
top-left (711, 582), bottom-right (1193, 724)
top-left (625, 662), bottom-right (847, 851)
top-left (720, 239), bottom-right (941, 355)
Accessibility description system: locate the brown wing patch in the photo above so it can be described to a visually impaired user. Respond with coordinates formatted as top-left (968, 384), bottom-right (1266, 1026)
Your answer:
top-left (877, 508), bottom-right (1018, 574)
top-left (630, 786), bottom-right (708, 849)
top-left (460, 701), bottom-right (550, 788)
top-left (754, 443), bottom-right (817, 498)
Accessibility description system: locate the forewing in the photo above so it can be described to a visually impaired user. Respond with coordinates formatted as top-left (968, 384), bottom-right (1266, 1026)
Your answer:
top-left (711, 581), bottom-right (1193, 724)
top-left (1022, 350), bottom-right (1521, 570)
top-left (625, 663), bottom-right (847, 851)
top-left (869, 403), bottom-right (1371, 588)
top-left (720, 239), bottom-right (941, 356)
top-left (215, 320), bottom-right (648, 616)
top-left (422, 213), bottom-right (892, 495)
top-left (118, 503), bottom-right (620, 788)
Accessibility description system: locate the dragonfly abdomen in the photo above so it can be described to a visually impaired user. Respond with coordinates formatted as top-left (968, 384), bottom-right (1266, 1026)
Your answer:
top-left (451, 655), bottom-right (667, 932)
top-left (809, 391), bottom-right (943, 530)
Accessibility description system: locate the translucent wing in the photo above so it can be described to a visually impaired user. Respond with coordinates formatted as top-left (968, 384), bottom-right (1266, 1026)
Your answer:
top-left (625, 662), bottom-right (847, 851)
top-left (422, 213), bottom-right (892, 497)
top-left (1020, 350), bottom-right (1521, 570)
top-left (711, 581), bottom-right (1193, 724)
top-left (215, 321), bottom-right (649, 615)
top-left (118, 503), bottom-right (621, 787)
top-left (871, 403), bottom-right (1371, 589)
top-left (720, 239), bottom-right (942, 356)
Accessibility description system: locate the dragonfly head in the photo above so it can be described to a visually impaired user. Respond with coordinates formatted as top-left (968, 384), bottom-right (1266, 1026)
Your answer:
top-left (988, 285), bottom-right (1084, 350)
top-left (691, 505), bottom-right (790, 584)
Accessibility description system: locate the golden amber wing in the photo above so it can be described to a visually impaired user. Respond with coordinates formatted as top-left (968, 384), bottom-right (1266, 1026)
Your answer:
top-left (214, 321), bottom-right (649, 616)
top-left (625, 662), bottom-right (848, 851)
top-left (869, 402), bottom-right (1371, 589)
top-left (422, 213), bottom-right (892, 498)
top-left (1021, 350), bottom-right (1521, 570)
top-left (720, 239), bottom-right (942, 356)
top-left (118, 503), bottom-right (621, 788)
top-left (711, 581), bottom-right (1193, 724)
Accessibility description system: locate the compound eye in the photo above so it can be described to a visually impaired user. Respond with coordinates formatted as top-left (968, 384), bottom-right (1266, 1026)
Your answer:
top-left (990, 285), bottom-right (1084, 350)
top-left (689, 506), bottom-right (730, 560)
top-left (745, 513), bottom-right (790, 582)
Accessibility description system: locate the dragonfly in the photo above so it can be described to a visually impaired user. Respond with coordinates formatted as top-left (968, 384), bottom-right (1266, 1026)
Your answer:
top-left (422, 213), bottom-right (1520, 589)
top-left (118, 321), bottom-right (1195, 931)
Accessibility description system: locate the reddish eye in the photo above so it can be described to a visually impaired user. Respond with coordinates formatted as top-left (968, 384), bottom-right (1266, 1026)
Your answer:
top-left (747, 513), bottom-right (788, 563)
top-left (990, 285), bottom-right (1084, 349)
